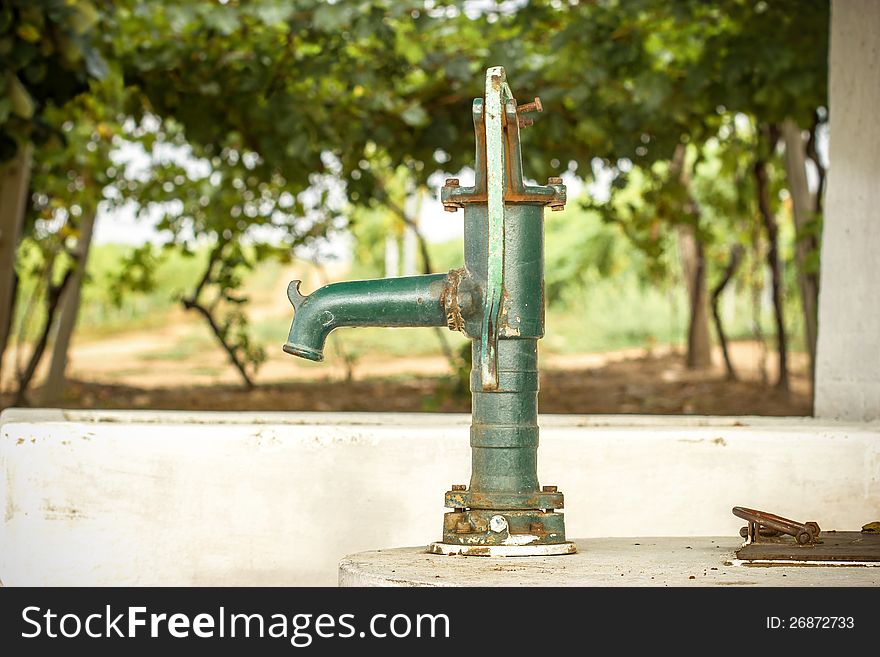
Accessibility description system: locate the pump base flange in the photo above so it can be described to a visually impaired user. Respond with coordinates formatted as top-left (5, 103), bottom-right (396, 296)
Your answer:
top-left (427, 541), bottom-right (577, 557)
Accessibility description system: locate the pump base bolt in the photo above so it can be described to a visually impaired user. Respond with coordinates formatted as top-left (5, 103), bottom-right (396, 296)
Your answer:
top-left (451, 484), bottom-right (467, 491)
top-left (542, 485), bottom-right (557, 493)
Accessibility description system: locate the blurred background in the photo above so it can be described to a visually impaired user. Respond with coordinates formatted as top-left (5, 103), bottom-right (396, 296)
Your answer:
top-left (0, 0), bottom-right (828, 415)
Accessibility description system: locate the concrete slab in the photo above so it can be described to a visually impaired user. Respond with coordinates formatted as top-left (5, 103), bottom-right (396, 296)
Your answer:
top-left (338, 537), bottom-right (880, 587)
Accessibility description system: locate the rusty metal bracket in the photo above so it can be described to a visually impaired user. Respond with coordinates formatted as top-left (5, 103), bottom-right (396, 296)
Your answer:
top-left (733, 506), bottom-right (821, 546)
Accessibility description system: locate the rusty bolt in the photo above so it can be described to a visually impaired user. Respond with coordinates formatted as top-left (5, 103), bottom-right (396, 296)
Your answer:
top-left (517, 116), bottom-right (534, 129)
top-left (451, 484), bottom-right (467, 491)
top-left (443, 179), bottom-right (460, 212)
top-left (542, 485), bottom-right (558, 493)
top-left (529, 522), bottom-right (543, 534)
top-left (550, 205), bottom-right (565, 212)
top-left (516, 97), bottom-right (543, 114)
top-left (547, 177), bottom-right (563, 186)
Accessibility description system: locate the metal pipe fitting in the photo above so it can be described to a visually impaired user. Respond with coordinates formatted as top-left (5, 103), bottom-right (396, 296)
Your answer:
top-left (283, 274), bottom-right (449, 361)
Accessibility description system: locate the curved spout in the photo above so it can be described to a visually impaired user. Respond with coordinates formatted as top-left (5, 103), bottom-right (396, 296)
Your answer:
top-left (283, 273), bottom-right (450, 362)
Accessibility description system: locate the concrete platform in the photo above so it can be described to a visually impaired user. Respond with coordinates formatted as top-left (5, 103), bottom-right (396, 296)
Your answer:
top-left (2, 409), bottom-right (878, 585)
top-left (338, 537), bottom-right (880, 587)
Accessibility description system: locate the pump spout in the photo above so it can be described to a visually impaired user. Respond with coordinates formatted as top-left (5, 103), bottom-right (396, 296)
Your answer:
top-left (283, 273), bottom-right (451, 362)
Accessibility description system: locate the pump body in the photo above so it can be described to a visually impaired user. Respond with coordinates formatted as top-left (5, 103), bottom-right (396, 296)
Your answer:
top-left (284, 66), bottom-right (574, 556)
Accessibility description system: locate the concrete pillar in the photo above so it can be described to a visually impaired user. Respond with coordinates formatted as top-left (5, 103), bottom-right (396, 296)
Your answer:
top-left (815, 0), bottom-right (880, 420)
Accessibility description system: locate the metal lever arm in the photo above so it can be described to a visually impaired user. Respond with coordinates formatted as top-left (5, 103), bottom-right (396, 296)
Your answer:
top-left (480, 66), bottom-right (512, 391)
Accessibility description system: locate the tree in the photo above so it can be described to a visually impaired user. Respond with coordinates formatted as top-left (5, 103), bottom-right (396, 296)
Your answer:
top-left (4, 0), bottom-right (831, 397)
top-left (32, 70), bottom-right (129, 402)
top-left (97, 1), bottom-right (500, 383)
top-left (0, 0), bottom-right (107, 384)
top-left (781, 116), bottom-right (823, 381)
top-left (6, 1), bottom-right (497, 392)
top-left (505, 0), bottom-right (828, 379)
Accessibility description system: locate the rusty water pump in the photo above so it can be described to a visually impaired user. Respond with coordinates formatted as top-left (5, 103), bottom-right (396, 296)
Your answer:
top-left (284, 66), bottom-right (574, 556)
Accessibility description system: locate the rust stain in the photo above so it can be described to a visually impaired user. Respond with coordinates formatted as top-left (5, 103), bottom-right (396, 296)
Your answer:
top-left (441, 268), bottom-right (467, 332)
top-left (42, 501), bottom-right (86, 520)
top-left (4, 472), bottom-right (15, 522)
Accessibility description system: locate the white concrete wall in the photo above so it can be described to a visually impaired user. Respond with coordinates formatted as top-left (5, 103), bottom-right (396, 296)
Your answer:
top-left (2, 409), bottom-right (878, 586)
top-left (815, 0), bottom-right (880, 420)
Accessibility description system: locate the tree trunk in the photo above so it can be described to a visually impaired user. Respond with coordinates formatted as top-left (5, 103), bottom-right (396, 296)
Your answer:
top-left (754, 132), bottom-right (789, 391)
top-left (781, 119), bottom-right (819, 383)
top-left (670, 144), bottom-right (712, 369)
top-left (402, 186), bottom-right (420, 276)
top-left (677, 224), bottom-right (713, 369)
top-left (384, 234), bottom-right (399, 278)
top-left (14, 267), bottom-right (75, 405)
top-left (402, 225), bottom-right (418, 276)
top-left (181, 241), bottom-right (255, 390)
top-left (749, 235), bottom-right (769, 384)
top-left (40, 209), bottom-right (97, 403)
top-left (711, 245), bottom-right (744, 380)
top-left (0, 145), bottom-right (32, 383)
top-left (805, 110), bottom-right (827, 216)
top-left (182, 297), bottom-right (255, 390)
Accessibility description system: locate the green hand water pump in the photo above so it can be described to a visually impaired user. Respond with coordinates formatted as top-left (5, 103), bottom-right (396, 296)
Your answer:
top-left (284, 66), bottom-right (574, 556)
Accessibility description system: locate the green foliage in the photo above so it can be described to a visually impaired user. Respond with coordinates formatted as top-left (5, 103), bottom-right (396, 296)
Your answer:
top-left (0, 0), bottom-right (107, 161)
top-left (544, 204), bottom-right (651, 306)
top-left (6, 0), bottom-right (830, 385)
top-left (111, 0), bottom-right (493, 202)
top-left (506, 0), bottom-right (827, 178)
